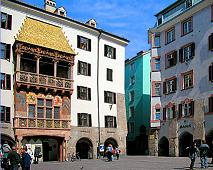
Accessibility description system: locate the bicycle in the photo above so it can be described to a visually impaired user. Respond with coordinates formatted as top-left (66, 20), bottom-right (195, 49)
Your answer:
top-left (67, 152), bottom-right (81, 162)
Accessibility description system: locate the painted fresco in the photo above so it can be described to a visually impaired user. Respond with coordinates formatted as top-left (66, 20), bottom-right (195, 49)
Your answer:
top-left (62, 97), bottom-right (70, 119)
top-left (26, 92), bottom-right (36, 104)
top-left (15, 92), bottom-right (27, 112)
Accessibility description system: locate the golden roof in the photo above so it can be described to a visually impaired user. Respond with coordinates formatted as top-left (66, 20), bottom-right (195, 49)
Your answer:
top-left (16, 17), bottom-right (75, 55)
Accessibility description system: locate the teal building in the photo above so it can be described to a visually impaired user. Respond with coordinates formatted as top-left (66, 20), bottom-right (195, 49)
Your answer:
top-left (125, 50), bottom-right (151, 155)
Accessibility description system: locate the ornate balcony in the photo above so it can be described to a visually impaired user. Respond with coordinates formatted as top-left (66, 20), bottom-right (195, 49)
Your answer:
top-left (15, 71), bottom-right (73, 92)
top-left (14, 117), bottom-right (71, 129)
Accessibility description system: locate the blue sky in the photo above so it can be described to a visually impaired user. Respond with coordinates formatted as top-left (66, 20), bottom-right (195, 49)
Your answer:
top-left (22, 0), bottom-right (177, 59)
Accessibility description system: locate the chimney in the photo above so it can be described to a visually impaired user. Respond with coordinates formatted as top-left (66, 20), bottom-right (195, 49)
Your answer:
top-left (55, 7), bottom-right (67, 17)
top-left (44, 0), bottom-right (56, 13)
top-left (86, 19), bottom-right (97, 28)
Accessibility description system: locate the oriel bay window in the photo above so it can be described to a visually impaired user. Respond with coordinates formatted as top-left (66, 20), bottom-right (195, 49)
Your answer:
top-left (163, 77), bottom-right (177, 94)
top-left (0, 73), bottom-right (11, 90)
top-left (78, 61), bottom-right (91, 76)
top-left (77, 35), bottom-right (91, 51)
top-left (46, 99), bottom-right (53, 119)
top-left (37, 98), bottom-right (44, 118)
top-left (104, 45), bottom-right (116, 59)
top-left (165, 51), bottom-right (177, 68)
top-left (0, 106), bottom-right (10, 123)
top-left (1, 12), bottom-right (12, 30)
top-left (39, 57), bottom-right (54, 76)
top-left (20, 54), bottom-right (36, 73)
top-left (77, 86), bottom-right (91, 100)
top-left (104, 91), bottom-right (116, 104)
top-left (77, 113), bottom-right (92, 127)
top-left (28, 104), bottom-right (35, 118)
top-left (105, 116), bottom-right (117, 128)
top-left (57, 61), bottom-right (69, 79)
top-left (179, 43), bottom-right (195, 62)
top-left (1, 43), bottom-right (11, 61)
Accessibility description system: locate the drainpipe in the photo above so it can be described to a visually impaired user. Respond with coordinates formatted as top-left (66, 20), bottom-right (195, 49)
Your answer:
top-left (97, 31), bottom-right (102, 157)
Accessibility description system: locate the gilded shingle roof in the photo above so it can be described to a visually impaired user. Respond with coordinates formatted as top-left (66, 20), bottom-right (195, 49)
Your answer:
top-left (16, 17), bottom-right (75, 55)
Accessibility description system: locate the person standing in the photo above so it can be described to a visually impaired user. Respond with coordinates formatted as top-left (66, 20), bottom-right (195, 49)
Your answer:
top-left (2, 141), bottom-right (12, 170)
top-left (21, 146), bottom-right (31, 170)
top-left (115, 147), bottom-right (121, 160)
top-left (7, 146), bottom-right (21, 170)
top-left (199, 141), bottom-right (210, 169)
top-left (186, 142), bottom-right (198, 170)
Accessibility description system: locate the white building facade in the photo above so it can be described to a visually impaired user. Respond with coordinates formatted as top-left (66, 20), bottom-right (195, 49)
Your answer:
top-left (149, 0), bottom-right (213, 156)
top-left (1, 0), bottom-right (128, 160)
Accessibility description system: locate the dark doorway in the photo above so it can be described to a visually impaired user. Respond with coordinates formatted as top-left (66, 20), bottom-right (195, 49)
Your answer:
top-left (0, 134), bottom-right (15, 147)
top-left (76, 138), bottom-right (93, 159)
top-left (158, 136), bottom-right (169, 156)
top-left (42, 142), bottom-right (49, 161)
top-left (104, 138), bottom-right (118, 149)
top-left (179, 132), bottom-right (193, 157)
top-left (206, 129), bottom-right (213, 157)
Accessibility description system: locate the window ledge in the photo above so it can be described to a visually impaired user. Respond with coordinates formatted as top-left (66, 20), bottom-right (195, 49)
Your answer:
top-left (181, 86), bottom-right (193, 91)
top-left (165, 39), bottom-right (175, 46)
top-left (165, 64), bottom-right (177, 69)
top-left (181, 30), bottom-right (193, 37)
top-left (165, 91), bottom-right (176, 95)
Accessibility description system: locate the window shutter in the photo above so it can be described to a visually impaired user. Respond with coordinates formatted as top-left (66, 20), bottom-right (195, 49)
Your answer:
top-left (209, 97), bottom-right (213, 112)
top-left (77, 86), bottom-right (80, 99)
top-left (174, 51), bottom-right (177, 64)
top-left (6, 107), bottom-right (10, 123)
top-left (113, 48), bottom-right (116, 59)
top-left (77, 61), bottom-right (81, 74)
top-left (88, 39), bottom-right (91, 51)
top-left (178, 104), bottom-right (182, 118)
top-left (114, 117), bottom-right (117, 128)
top-left (89, 114), bottom-right (92, 127)
top-left (6, 74), bottom-right (11, 90)
top-left (105, 116), bottom-right (107, 128)
top-left (209, 65), bottom-right (213, 81)
top-left (88, 63), bottom-right (91, 76)
top-left (113, 93), bottom-right (116, 104)
top-left (104, 91), bottom-right (107, 103)
top-left (209, 34), bottom-right (213, 51)
top-left (6, 44), bottom-right (10, 61)
top-left (104, 45), bottom-right (107, 56)
top-left (163, 108), bottom-right (166, 120)
top-left (152, 82), bottom-right (156, 96)
top-left (179, 48), bottom-right (183, 62)
top-left (78, 113), bottom-right (81, 126)
top-left (163, 82), bottom-right (166, 94)
top-left (190, 101), bottom-right (194, 116)
top-left (172, 105), bottom-right (176, 118)
top-left (88, 88), bottom-right (91, 101)
top-left (77, 35), bottom-right (80, 48)
top-left (191, 43), bottom-right (195, 56)
top-left (7, 15), bottom-right (12, 30)
top-left (174, 78), bottom-right (177, 91)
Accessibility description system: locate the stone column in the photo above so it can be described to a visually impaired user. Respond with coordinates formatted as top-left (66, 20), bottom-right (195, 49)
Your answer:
top-left (69, 62), bottom-right (74, 80)
top-left (53, 60), bottom-right (58, 78)
top-left (35, 56), bottom-right (40, 74)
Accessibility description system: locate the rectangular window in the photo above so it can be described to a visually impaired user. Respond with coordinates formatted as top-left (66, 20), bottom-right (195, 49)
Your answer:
top-left (78, 61), bottom-right (91, 76)
top-left (77, 86), bottom-right (91, 101)
top-left (209, 33), bottom-right (213, 51)
top-left (0, 73), bottom-right (11, 90)
top-left (182, 17), bottom-right (193, 36)
top-left (155, 83), bottom-right (161, 96)
top-left (182, 71), bottom-right (193, 89)
top-left (105, 116), bottom-right (117, 128)
top-left (77, 35), bottom-right (91, 51)
top-left (104, 45), bottom-right (116, 59)
top-left (155, 58), bottom-right (160, 71)
top-left (155, 109), bottom-right (160, 120)
top-left (209, 96), bottom-right (213, 112)
top-left (179, 43), bottom-right (195, 62)
top-left (78, 113), bottom-right (92, 127)
top-left (130, 63), bottom-right (135, 73)
top-left (54, 107), bottom-right (60, 119)
top-left (165, 27), bottom-right (175, 44)
top-left (158, 17), bottom-right (162, 26)
top-left (1, 12), bottom-right (12, 30)
top-left (166, 51), bottom-right (177, 68)
top-left (130, 76), bottom-right (135, 85)
top-left (154, 34), bottom-right (160, 47)
top-left (107, 68), bottom-right (113, 81)
top-left (163, 77), bottom-right (177, 94)
top-left (46, 99), bottom-right (52, 119)
top-left (28, 104), bottom-right (35, 118)
top-left (183, 103), bottom-right (191, 117)
top-left (167, 106), bottom-right (176, 119)
top-left (104, 91), bottom-right (116, 104)
top-left (211, 5), bottom-right (213, 22)
top-left (209, 63), bottom-right (213, 82)
top-left (0, 106), bottom-right (10, 123)
top-left (0, 43), bottom-right (10, 61)
top-left (179, 101), bottom-right (194, 118)
top-left (130, 106), bottom-right (135, 117)
top-left (37, 98), bottom-right (44, 118)
top-left (129, 91), bottom-right (134, 102)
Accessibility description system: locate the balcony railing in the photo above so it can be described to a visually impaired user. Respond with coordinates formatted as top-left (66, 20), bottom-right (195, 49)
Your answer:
top-left (14, 117), bottom-right (71, 129)
top-left (15, 71), bottom-right (73, 91)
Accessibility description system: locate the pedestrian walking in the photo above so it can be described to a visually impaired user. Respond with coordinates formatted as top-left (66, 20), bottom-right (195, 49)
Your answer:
top-left (106, 144), bottom-right (113, 161)
top-left (21, 146), bottom-right (31, 170)
top-left (26, 148), bottom-right (33, 163)
top-left (199, 141), bottom-right (210, 169)
top-left (186, 142), bottom-right (198, 170)
top-left (7, 146), bottom-right (21, 170)
top-left (1, 141), bottom-right (12, 170)
top-left (115, 147), bottom-right (121, 160)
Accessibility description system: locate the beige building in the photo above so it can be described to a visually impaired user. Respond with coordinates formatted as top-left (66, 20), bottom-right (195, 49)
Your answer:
top-left (149, 0), bottom-right (213, 156)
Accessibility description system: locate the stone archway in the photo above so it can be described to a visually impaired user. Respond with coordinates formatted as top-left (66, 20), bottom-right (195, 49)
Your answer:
top-left (179, 132), bottom-right (193, 157)
top-left (158, 136), bottom-right (169, 156)
top-left (206, 129), bottom-right (213, 157)
top-left (104, 137), bottom-right (118, 149)
top-left (76, 137), bottom-right (93, 159)
top-left (0, 134), bottom-right (15, 147)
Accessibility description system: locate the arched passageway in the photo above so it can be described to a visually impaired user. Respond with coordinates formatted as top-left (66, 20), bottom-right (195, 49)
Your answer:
top-left (104, 137), bottom-right (118, 149)
top-left (179, 132), bottom-right (193, 157)
top-left (158, 136), bottom-right (169, 156)
top-left (1, 134), bottom-right (15, 147)
top-left (76, 138), bottom-right (93, 159)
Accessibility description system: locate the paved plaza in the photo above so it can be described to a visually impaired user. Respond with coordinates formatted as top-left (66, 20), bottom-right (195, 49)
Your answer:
top-left (31, 156), bottom-right (213, 170)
